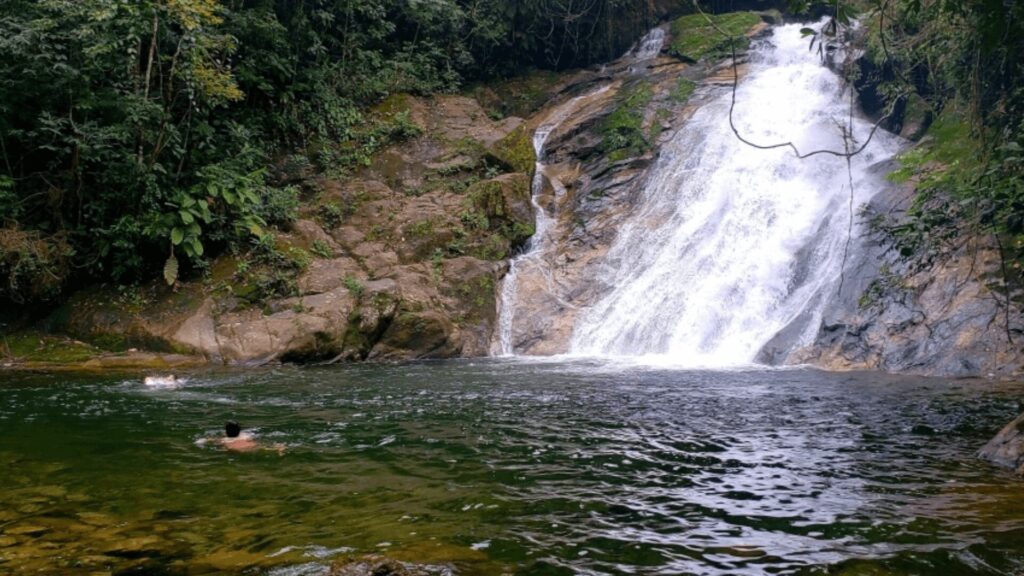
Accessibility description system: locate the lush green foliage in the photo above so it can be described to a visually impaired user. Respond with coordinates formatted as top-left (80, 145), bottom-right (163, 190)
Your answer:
top-left (600, 82), bottom-right (654, 161)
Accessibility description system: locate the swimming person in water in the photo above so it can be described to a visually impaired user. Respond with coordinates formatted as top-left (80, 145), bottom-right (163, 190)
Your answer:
top-left (216, 421), bottom-right (285, 454)
top-left (221, 421), bottom-right (259, 452)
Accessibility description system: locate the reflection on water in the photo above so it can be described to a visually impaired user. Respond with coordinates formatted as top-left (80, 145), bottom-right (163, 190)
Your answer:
top-left (0, 361), bottom-right (1022, 575)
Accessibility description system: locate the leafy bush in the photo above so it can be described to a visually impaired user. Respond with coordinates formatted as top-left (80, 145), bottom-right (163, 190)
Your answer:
top-left (0, 229), bottom-right (72, 304)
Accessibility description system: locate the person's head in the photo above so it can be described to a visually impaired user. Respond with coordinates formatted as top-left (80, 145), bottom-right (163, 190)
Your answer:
top-left (225, 421), bottom-right (241, 438)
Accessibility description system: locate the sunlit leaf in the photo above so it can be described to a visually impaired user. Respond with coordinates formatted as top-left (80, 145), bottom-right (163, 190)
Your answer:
top-left (163, 254), bottom-right (179, 286)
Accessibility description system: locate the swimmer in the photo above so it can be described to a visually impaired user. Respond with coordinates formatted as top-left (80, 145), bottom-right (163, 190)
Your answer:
top-left (143, 375), bottom-right (181, 387)
top-left (219, 421), bottom-right (285, 454)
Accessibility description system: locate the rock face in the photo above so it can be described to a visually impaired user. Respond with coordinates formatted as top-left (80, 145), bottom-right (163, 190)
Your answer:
top-left (58, 95), bottom-right (530, 365)
top-left (979, 413), bottom-right (1024, 475)
top-left (774, 163), bottom-right (1024, 378)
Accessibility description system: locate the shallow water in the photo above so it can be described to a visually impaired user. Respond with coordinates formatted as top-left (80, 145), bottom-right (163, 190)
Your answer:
top-left (1, 361), bottom-right (1022, 575)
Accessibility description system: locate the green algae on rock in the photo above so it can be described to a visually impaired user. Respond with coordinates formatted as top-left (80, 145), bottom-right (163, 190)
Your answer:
top-left (669, 12), bottom-right (764, 62)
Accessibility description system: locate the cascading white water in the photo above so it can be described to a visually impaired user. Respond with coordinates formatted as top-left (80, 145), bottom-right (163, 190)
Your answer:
top-left (493, 86), bottom-right (612, 355)
top-left (492, 28), bottom-right (666, 356)
top-left (631, 27), bottom-right (666, 60)
top-left (569, 23), bottom-right (904, 365)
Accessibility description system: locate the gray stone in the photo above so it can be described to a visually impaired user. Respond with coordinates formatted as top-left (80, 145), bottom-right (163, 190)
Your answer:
top-left (979, 413), bottom-right (1024, 475)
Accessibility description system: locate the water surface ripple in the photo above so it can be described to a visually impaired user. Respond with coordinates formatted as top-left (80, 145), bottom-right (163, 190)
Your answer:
top-left (0, 362), bottom-right (1022, 575)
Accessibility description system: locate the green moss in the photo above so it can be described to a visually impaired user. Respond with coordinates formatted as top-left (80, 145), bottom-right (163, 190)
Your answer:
top-left (468, 180), bottom-right (506, 216)
top-left (372, 93), bottom-right (412, 116)
top-left (310, 239), bottom-right (332, 259)
top-left (451, 274), bottom-right (497, 325)
top-left (1, 332), bottom-right (100, 363)
top-left (669, 12), bottom-right (762, 62)
top-left (406, 219), bottom-right (436, 239)
top-left (671, 77), bottom-right (697, 103)
top-left (317, 201), bottom-right (349, 229)
top-left (487, 126), bottom-right (536, 174)
top-left (600, 82), bottom-right (653, 160)
top-left (888, 112), bottom-right (979, 186)
top-left (344, 275), bottom-right (364, 297)
top-left (285, 247), bottom-right (312, 272)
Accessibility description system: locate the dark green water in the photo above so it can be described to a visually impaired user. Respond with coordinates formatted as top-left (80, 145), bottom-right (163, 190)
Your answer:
top-left (1, 360), bottom-right (1023, 575)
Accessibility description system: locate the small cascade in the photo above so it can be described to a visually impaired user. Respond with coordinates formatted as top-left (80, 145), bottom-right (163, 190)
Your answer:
top-left (492, 27), bottom-right (667, 356)
top-left (569, 23), bottom-right (904, 364)
top-left (631, 27), bottom-right (667, 61)
top-left (492, 86), bottom-right (611, 355)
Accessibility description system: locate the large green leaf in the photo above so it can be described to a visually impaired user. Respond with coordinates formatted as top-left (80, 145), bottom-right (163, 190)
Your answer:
top-left (163, 254), bottom-right (179, 286)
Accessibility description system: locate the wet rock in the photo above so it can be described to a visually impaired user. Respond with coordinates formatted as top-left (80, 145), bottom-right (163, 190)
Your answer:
top-left (497, 33), bottom-right (729, 354)
top-left (370, 310), bottom-right (460, 360)
top-left (979, 413), bottom-right (1024, 475)
top-left (4, 524), bottom-right (49, 537)
top-left (329, 555), bottom-right (428, 576)
top-left (773, 165), bottom-right (1024, 378)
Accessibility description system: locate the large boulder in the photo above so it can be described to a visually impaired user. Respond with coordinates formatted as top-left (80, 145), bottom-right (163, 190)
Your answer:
top-left (979, 413), bottom-right (1024, 475)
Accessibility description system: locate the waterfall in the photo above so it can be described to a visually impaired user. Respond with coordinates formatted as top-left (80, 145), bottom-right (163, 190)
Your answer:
top-left (568, 23), bottom-right (904, 365)
top-left (492, 29), bottom-right (666, 356)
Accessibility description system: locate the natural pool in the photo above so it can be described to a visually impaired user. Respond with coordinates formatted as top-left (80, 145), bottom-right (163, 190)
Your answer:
top-left (1, 360), bottom-right (1022, 575)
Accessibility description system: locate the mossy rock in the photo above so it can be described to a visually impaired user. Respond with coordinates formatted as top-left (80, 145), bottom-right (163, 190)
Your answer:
top-left (399, 218), bottom-right (458, 262)
top-left (468, 69), bottom-right (561, 119)
top-left (486, 125), bottom-right (536, 174)
top-left (669, 11), bottom-right (762, 62)
top-left (600, 82), bottom-right (654, 160)
top-left (1, 332), bottom-right (99, 364)
top-left (372, 93), bottom-right (413, 116)
top-left (671, 77), bottom-right (697, 103)
top-left (467, 174), bottom-right (532, 224)
top-left (464, 174), bottom-right (535, 253)
top-left (900, 93), bottom-right (934, 141)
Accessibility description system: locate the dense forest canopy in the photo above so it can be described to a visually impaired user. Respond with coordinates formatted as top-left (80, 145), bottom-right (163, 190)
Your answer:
top-left (0, 0), bottom-right (1021, 308)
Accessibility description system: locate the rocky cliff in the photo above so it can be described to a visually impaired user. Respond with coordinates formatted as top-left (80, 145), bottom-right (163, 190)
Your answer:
top-left (778, 169), bottom-right (1023, 378)
top-left (49, 94), bottom-right (538, 365)
top-left (979, 411), bottom-right (1024, 475)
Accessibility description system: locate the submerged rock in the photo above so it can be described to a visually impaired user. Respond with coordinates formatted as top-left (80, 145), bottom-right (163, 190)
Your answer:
top-left (979, 413), bottom-right (1024, 475)
top-left (329, 555), bottom-right (428, 576)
